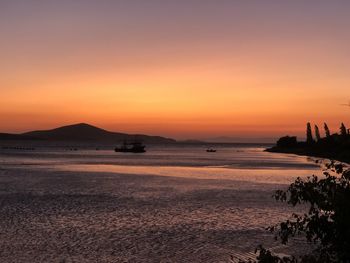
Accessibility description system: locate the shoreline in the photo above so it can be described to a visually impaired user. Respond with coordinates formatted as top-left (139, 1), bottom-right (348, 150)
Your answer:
top-left (265, 146), bottom-right (350, 165)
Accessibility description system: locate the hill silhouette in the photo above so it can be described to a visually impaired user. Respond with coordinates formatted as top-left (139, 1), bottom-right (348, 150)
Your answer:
top-left (1, 123), bottom-right (176, 144)
top-left (0, 133), bottom-right (37, 141)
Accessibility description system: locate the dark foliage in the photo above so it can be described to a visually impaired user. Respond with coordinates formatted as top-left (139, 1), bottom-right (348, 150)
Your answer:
top-left (306, 122), bottom-right (314, 144)
top-left (267, 122), bottom-right (350, 164)
top-left (276, 136), bottom-right (298, 148)
top-left (340, 123), bottom-right (347, 137)
top-left (314, 125), bottom-right (321, 141)
top-left (240, 161), bottom-right (350, 262)
top-left (324, 123), bottom-right (331, 138)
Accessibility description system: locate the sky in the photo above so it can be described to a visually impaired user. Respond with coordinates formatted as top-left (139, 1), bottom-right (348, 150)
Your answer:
top-left (1, 0), bottom-right (350, 140)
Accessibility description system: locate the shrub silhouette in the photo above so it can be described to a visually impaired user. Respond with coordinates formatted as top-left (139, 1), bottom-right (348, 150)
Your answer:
top-left (276, 136), bottom-right (297, 148)
top-left (240, 161), bottom-right (350, 262)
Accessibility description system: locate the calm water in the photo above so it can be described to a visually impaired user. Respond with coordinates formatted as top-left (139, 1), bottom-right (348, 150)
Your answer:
top-left (0, 144), bottom-right (321, 183)
top-left (0, 144), bottom-right (323, 262)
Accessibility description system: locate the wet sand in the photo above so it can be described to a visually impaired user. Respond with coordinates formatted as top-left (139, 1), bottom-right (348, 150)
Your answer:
top-left (0, 164), bottom-right (310, 263)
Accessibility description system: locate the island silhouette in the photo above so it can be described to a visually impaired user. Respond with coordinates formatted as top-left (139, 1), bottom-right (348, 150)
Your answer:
top-left (0, 123), bottom-right (176, 144)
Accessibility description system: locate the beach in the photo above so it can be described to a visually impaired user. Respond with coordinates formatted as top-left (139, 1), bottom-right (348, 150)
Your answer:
top-left (0, 145), bottom-right (320, 262)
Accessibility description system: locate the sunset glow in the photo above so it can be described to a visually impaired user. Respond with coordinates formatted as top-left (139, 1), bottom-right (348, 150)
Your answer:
top-left (1, 1), bottom-right (350, 139)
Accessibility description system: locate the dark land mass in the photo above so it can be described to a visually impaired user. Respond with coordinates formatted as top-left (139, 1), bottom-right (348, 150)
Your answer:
top-left (0, 133), bottom-right (38, 141)
top-left (0, 123), bottom-right (176, 144)
top-left (266, 134), bottom-right (350, 164)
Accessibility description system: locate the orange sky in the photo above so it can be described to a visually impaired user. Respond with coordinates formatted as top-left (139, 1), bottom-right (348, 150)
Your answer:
top-left (1, 1), bottom-right (350, 140)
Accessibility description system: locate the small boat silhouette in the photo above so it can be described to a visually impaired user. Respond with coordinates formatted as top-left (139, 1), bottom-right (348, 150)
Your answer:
top-left (115, 141), bottom-right (146, 153)
top-left (206, 148), bottom-right (217, 152)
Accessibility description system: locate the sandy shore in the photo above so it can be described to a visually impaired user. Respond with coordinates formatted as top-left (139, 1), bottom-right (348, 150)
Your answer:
top-left (0, 162), bottom-right (311, 263)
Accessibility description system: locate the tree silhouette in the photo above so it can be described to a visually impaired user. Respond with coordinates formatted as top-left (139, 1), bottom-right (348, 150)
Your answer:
top-left (340, 123), bottom-right (347, 136)
top-left (306, 122), bottom-right (314, 144)
top-left (240, 161), bottom-right (350, 262)
top-left (276, 136), bottom-right (297, 148)
top-left (314, 125), bottom-right (321, 141)
top-left (324, 123), bottom-right (331, 138)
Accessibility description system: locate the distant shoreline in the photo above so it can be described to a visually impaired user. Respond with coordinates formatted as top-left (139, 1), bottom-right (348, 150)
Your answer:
top-left (266, 146), bottom-right (350, 164)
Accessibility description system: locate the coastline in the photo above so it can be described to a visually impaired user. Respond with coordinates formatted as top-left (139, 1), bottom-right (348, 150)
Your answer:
top-left (265, 146), bottom-right (350, 165)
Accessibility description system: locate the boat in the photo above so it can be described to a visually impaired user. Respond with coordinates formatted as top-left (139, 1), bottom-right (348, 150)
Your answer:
top-left (115, 141), bottom-right (146, 153)
top-left (206, 148), bottom-right (217, 152)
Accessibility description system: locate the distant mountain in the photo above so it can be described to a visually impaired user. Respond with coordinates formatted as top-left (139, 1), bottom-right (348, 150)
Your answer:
top-left (1, 123), bottom-right (176, 144)
top-left (0, 133), bottom-right (38, 141)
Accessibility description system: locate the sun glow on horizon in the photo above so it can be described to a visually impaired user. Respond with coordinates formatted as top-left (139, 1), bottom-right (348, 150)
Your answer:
top-left (1, 1), bottom-right (350, 140)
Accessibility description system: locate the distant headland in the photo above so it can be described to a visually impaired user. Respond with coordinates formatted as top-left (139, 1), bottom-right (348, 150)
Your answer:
top-left (0, 123), bottom-right (176, 144)
top-left (267, 122), bottom-right (350, 164)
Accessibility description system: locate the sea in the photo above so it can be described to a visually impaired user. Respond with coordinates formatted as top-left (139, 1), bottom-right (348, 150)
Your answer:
top-left (0, 143), bottom-right (323, 262)
top-left (0, 143), bottom-right (320, 177)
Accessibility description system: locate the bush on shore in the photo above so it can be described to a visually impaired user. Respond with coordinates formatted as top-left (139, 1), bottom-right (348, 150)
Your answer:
top-left (240, 161), bottom-right (350, 263)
